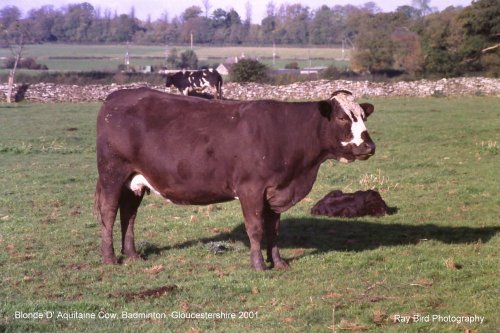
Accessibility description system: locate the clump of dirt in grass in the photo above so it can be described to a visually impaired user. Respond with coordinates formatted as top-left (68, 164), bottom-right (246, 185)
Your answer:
top-left (444, 257), bottom-right (462, 270)
top-left (41, 201), bottom-right (63, 224)
top-left (66, 263), bottom-right (91, 270)
top-left (6, 243), bottom-right (16, 256)
top-left (372, 309), bottom-right (387, 326)
top-left (410, 277), bottom-right (433, 287)
top-left (136, 241), bottom-right (162, 257)
top-left (121, 285), bottom-right (178, 301)
top-left (69, 206), bottom-right (82, 216)
top-left (338, 319), bottom-right (368, 331)
top-left (143, 264), bottom-right (164, 275)
top-left (205, 241), bottom-right (233, 254)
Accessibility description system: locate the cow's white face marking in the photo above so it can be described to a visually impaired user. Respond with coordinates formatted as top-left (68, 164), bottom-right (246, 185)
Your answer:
top-left (129, 174), bottom-right (161, 196)
top-left (331, 93), bottom-right (367, 147)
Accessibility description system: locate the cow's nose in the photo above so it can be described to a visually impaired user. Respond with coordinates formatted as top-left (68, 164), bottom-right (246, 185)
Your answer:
top-left (354, 141), bottom-right (376, 156)
top-left (363, 141), bottom-right (376, 155)
top-left (358, 132), bottom-right (375, 156)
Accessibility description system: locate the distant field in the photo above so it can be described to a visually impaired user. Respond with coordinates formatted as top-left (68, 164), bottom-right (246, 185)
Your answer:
top-left (0, 96), bottom-right (499, 332)
top-left (0, 44), bottom-right (349, 72)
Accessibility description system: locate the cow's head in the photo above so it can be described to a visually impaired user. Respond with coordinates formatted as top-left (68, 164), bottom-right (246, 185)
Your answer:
top-left (320, 90), bottom-right (376, 163)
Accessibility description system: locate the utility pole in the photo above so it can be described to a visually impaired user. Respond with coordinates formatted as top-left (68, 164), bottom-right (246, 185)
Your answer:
top-left (164, 44), bottom-right (168, 66)
top-left (272, 42), bottom-right (276, 66)
top-left (190, 31), bottom-right (193, 50)
top-left (342, 37), bottom-right (354, 60)
top-left (342, 39), bottom-right (345, 61)
top-left (125, 42), bottom-right (130, 71)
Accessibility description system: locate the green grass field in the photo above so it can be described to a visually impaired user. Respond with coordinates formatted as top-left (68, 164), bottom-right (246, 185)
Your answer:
top-left (0, 96), bottom-right (499, 332)
top-left (0, 44), bottom-right (349, 72)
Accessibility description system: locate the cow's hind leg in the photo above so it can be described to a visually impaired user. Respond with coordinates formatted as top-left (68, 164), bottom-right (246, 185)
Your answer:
top-left (264, 206), bottom-right (289, 269)
top-left (212, 86), bottom-right (219, 99)
top-left (120, 186), bottom-right (144, 261)
top-left (217, 82), bottom-right (223, 100)
top-left (95, 179), bottom-right (122, 264)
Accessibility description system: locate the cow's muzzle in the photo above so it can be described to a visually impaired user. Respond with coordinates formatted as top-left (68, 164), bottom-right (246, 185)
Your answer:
top-left (353, 141), bottom-right (376, 160)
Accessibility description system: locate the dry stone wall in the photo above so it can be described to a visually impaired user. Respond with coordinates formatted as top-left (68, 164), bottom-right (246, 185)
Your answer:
top-left (1, 77), bottom-right (499, 103)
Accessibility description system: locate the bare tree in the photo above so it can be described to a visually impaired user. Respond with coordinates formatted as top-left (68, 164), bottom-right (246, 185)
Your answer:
top-left (411, 0), bottom-right (436, 16)
top-left (266, 1), bottom-right (276, 17)
top-left (245, 1), bottom-right (252, 25)
top-left (1, 22), bottom-right (27, 103)
top-left (201, 0), bottom-right (211, 18)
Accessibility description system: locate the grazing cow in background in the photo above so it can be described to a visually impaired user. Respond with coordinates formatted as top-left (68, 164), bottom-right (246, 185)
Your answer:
top-left (95, 88), bottom-right (376, 270)
top-left (165, 69), bottom-right (223, 99)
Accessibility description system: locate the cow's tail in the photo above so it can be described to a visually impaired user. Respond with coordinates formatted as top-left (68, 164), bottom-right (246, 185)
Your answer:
top-left (218, 76), bottom-right (223, 99)
top-left (93, 180), bottom-right (102, 223)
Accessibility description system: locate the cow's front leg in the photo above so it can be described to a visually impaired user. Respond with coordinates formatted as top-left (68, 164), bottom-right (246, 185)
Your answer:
top-left (239, 194), bottom-right (267, 271)
top-left (264, 206), bottom-right (289, 269)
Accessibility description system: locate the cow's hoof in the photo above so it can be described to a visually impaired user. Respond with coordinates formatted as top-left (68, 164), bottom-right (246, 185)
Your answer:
top-left (102, 257), bottom-right (118, 265)
top-left (251, 252), bottom-right (267, 271)
top-left (273, 259), bottom-right (289, 270)
top-left (251, 263), bottom-right (268, 271)
top-left (123, 255), bottom-right (142, 265)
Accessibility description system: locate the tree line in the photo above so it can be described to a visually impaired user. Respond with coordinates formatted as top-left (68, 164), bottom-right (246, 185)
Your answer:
top-left (1, 0), bottom-right (499, 77)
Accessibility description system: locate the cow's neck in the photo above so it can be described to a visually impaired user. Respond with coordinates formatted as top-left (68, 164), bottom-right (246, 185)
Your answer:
top-left (264, 111), bottom-right (330, 213)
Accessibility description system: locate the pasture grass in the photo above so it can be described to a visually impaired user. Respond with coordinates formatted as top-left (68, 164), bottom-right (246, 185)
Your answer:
top-left (0, 44), bottom-right (348, 72)
top-left (0, 96), bottom-right (499, 332)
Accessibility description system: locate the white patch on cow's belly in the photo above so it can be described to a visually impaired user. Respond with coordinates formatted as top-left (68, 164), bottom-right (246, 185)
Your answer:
top-left (128, 174), bottom-right (162, 197)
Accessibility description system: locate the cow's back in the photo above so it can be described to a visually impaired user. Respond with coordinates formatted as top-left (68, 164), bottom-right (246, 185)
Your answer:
top-left (99, 88), bottom-right (322, 161)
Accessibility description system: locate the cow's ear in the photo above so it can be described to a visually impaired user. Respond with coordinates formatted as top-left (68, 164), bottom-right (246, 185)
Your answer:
top-left (360, 103), bottom-right (374, 118)
top-left (318, 101), bottom-right (332, 120)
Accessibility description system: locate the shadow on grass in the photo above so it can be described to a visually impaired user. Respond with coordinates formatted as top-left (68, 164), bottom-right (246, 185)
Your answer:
top-left (141, 218), bottom-right (500, 259)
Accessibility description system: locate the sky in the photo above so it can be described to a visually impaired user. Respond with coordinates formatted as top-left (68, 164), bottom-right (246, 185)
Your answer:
top-left (2, 0), bottom-right (473, 23)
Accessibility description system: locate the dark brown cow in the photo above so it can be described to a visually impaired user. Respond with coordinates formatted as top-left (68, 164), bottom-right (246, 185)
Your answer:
top-left (311, 190), bottom-right (391, 217)
top-left (94, 88), bottom-right (376, 270)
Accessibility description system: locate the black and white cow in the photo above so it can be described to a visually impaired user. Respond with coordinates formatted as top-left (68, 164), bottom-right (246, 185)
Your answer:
top-left (165, 69), bottom-right (223, 99)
